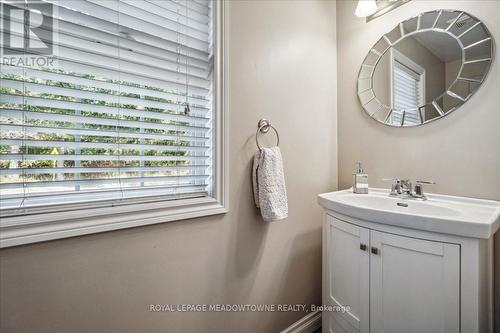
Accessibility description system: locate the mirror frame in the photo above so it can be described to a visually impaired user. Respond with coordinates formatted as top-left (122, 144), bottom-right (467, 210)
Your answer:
top-left (357, 10), bottom-right (494, 127)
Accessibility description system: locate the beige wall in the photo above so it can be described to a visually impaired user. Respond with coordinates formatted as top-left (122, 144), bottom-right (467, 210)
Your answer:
top-left (337, 1), bottom-right (500, 331)
top-left (0, 1), bottom-right (337, 332)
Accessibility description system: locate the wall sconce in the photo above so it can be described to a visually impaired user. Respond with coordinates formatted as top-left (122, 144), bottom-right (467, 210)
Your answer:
top-left (361, 0), bottom-right (412, 22)
top-left (355, 0), bottom-right (378, 18)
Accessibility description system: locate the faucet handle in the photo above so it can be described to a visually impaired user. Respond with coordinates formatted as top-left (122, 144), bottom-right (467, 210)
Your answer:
top-left (383, 178), bottom-right (402, 195)
top-left (416, 180), bottom-right (436, 185)
top-left (383, 178), bottom-right (400, 183)
top-left (414, 180), bottom-right (435, 199)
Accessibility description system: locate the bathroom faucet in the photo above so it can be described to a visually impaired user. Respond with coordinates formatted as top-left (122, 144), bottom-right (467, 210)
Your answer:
top-left (383, 178), bottom-right (435, 200)
top-left (383, 178), bottom-right (409, 195)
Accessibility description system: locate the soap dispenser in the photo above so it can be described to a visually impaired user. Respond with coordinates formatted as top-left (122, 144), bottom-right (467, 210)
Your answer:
top-left (353, 162), bottom-right (368, 194)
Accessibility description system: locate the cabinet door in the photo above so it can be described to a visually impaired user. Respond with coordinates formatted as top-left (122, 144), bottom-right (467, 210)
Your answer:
top-left (324, 216), bottom-right (369, 333)
top-left (370, 230), bottom-right (460, 333)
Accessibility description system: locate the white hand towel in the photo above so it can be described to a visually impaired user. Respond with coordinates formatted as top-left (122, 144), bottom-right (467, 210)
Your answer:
top-left (252, 147), bottom-right (288, 222)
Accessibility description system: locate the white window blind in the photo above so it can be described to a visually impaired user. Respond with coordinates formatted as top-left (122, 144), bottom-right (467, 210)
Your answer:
top-left (0, 0), bottom-right (214, 214)
top-left (392, 60), bottom-right (422, 126)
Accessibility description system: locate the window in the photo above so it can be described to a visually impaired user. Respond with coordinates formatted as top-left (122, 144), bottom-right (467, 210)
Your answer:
top-left (391, 49), bottom-right (425, 126)
top-left (0, 0), bottom-right (227, 247)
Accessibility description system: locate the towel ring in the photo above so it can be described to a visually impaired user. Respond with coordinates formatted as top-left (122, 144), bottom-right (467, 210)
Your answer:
top-left (256, 119), bottom-right (279, 150)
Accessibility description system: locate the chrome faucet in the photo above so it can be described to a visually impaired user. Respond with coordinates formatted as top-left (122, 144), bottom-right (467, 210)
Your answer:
top-left (383, 178), bottom-right (435, 200)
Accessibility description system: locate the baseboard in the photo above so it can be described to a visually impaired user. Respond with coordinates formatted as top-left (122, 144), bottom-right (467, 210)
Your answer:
top-left (280, 310), bottom-right (322, 333)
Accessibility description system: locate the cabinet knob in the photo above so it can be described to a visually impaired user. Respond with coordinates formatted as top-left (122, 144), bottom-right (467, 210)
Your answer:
top-left (360, 243), bottom-right (367, 251)
top-left (371, 247), bottom-right (379, 255)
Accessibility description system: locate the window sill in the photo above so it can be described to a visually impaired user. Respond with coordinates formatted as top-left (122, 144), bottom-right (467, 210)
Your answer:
top-left (0, 197), bottom-right (227, 248)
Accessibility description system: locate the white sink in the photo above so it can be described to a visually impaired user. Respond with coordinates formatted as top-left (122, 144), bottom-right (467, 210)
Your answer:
top-left (318, 188), bottom-right (500, 238)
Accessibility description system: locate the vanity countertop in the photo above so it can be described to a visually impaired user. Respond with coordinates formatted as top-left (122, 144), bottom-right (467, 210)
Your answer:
top-left (318, 188), bottom-right (500, 239)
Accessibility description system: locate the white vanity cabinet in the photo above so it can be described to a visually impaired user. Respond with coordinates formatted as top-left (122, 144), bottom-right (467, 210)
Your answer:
top-left (319, 189), bottom-right (498, 333)
top-left (324, 215), bottom-right (460, 333)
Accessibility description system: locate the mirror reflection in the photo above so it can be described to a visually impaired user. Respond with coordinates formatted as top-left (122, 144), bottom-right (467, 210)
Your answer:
top-left (358, 10), bottom-right (493, 127)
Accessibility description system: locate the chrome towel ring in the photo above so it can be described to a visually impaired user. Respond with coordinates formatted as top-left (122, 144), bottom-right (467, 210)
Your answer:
top-left (255, 118), bottom-right (279, 150)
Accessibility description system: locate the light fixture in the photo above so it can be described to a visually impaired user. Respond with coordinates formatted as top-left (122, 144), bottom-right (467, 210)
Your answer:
top-left (355, 0), bottom-right (378, 18)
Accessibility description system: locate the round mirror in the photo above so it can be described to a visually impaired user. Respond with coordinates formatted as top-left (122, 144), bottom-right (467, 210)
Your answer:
top-left (357, 10), bottom-right (493, 127)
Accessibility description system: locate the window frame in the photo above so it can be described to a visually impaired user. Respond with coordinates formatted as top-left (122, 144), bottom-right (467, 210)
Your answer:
top-left (389, 48), bottom-right (426, 125)
top-left (0, 1), bottom-right (228, 248)
top-left (390, 48), bottom-right (426, 110)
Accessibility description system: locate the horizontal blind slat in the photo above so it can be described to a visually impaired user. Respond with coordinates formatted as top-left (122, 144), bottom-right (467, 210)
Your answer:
top-left (1, 154), bottom-right (210, 162)
top-left (0, 139), bottom-right (210, 153)
top-left (0, 124), bottom-right (209, 143)
top-left (1, 188), bottom-right (208, 203)
top-left (0, 165), bottom-right (209, 175)
top-left (0, 175), bottom-right (209, 189)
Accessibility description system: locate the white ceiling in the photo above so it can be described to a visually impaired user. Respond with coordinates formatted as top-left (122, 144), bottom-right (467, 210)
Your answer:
top-left (412, 31), bottom-right (462, 62)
